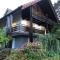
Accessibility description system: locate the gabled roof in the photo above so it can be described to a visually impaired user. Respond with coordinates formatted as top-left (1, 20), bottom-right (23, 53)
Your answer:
top-left (0, 0), bottom-right (58, 23)
top-left (21, 0), bottom-right (58, 22)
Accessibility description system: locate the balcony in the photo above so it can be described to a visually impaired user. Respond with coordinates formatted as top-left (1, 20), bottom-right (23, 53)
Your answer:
top-left (6, 19), bottom-right (47, 37)
top-left (6, 25), bottom-right (29, 36)
top-left (6, 25), bottom-right (46, 37)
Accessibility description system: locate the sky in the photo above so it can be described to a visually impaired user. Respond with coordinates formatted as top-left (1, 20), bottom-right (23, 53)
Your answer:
top-left (0, 0), bottom-right (58, 18)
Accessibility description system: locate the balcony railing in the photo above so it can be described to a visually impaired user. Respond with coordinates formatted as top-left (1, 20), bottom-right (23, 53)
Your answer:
top-left (6, 25), bottom-right (29, 36)
top-left (7, 26), bottom-right (22, 33)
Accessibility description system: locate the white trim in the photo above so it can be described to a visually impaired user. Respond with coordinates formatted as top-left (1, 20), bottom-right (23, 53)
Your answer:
top-left (12, 38), bottom-right (15, 48)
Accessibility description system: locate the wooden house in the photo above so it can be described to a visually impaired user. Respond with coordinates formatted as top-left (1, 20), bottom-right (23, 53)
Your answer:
top-left (0, 0), bottom-right (58, 48)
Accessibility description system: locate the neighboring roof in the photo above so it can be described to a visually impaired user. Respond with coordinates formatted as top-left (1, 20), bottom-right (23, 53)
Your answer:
top-left (4, 8), bottom-right (12, 16)
top-left (0, 0), bottom-right (58, 22)
top-left (0, 6), bottom-right (22, 20)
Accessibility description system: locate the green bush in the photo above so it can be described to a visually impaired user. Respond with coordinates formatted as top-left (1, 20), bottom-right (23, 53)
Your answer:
top-left (4, 48), bottom-right (60, 60)
top-left (0, 48), bottom-right (11, 60)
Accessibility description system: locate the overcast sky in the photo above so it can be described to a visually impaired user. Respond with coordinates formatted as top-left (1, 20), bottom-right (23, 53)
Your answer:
top-left (0, 0), bottom-right (58, 18)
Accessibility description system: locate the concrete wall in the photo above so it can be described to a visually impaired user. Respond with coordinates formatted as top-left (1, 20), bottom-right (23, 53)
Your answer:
top-left (12, 36), bottom-right (28, 48)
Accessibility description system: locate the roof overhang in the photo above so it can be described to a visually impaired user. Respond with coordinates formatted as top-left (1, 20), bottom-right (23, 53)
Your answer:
top-left (22, 0), bottom-right (58, 23)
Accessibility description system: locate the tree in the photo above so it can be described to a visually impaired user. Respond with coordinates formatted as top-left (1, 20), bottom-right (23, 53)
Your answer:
top-left (52, 22), bottom-right (60, 39)
top-left (0, 28), bottom-right (11, 48)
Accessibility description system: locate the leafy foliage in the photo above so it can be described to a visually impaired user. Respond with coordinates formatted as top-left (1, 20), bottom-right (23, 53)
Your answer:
top-left (52, 23), bottom-right (60, 38)
top-left (36, 33), bottom-right (57, 51)
top-left (4, 48), bottom-right (60, 60)
top-left (0, 28), bottom-right (12, 48)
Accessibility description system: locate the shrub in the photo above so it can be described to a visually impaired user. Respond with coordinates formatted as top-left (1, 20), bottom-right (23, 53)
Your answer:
top-left (0, 48), bottom-right (11, 60)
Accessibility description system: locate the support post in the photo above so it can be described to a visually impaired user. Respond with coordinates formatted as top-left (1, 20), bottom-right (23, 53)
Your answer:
top-left (45, 29), bottom-right (47, 35)
top-left (29, 6), bottom-right (33, 42)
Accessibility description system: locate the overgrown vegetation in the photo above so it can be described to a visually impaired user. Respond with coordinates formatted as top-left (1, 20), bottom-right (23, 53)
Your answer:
top-left (4, 44), bottom-right (60, 60)
top-left (0, 28), bottom-right (12, 49)
top-left (0, 23), bottom-right (60, 60)
top-left (52, 23), bottom-right (60, 39)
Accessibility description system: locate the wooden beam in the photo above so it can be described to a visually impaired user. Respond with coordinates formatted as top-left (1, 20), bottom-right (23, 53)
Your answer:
top-left (29, 6), bottom-right (33, 42)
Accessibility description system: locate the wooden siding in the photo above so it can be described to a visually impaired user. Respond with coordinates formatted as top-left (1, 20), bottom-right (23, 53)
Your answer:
top-left (32, 4), bottom-right (44, 17)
